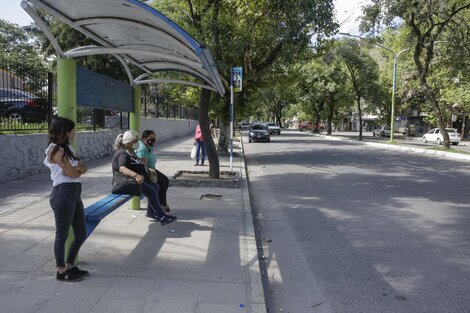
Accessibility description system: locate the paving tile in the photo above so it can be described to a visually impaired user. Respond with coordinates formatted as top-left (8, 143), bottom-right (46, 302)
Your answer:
top-left (153, 279), bottom-right (202, 302)
top-left (88, 295), bottom-right (148, 313)
top-left (199, 281), bottom-right (247, 304)
top-left (0, 292), bottom-right (50, 313)
top-left (196, 302), bottom-right (247, 313)
top-left (104, 276), bottom-right (161, 298)
top-left (144, 299), bottom-right (196, 313)
top-left (0, 271), bottom-right (30, 292)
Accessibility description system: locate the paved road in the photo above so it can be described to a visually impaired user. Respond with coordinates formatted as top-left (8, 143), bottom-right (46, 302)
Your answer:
top-left (244, 129), bottom-right (470, 313)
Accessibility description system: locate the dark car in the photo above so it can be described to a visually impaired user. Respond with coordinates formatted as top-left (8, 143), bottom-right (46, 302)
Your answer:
top-left (249, 123), bottom-right (270, 143)
top-left (0, 88), bottom-right (48, 123)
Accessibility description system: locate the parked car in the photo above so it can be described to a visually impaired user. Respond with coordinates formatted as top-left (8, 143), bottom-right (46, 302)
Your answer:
top-left (298, 121), bottom-right (312, 131)
top-left (267, 122), bottom-right (281, 135)
top-left (249, 123), bottom-right (270, 143)
top-left (372, 126), bottom-right (391, 138)
top-left (298, 121), bottom-right (325, 132)
top-left (422, 128), bottom-right (461, 145)
top-left (0, 88), bottom-right (48, 123)
top-left (238, 121), bottom-right (251, 130)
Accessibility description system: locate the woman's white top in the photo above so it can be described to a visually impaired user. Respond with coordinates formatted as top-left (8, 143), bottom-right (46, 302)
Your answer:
top-left (43, 143), bottom-right (80, 186)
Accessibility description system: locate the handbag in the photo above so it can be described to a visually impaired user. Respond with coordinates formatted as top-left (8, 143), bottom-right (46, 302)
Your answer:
top-left (191, 144), bottom-right (197, 160)
top-left (111, 171), bottom-right (141, 196)
top-left (148, 168), bottom-right (158, 183)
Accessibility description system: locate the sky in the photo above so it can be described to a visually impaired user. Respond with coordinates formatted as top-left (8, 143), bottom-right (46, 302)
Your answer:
top-left (1, 0), bottom-right (369, 35)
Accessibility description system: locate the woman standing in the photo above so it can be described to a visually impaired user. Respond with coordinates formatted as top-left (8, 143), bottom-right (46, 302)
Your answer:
top-left (194, 124), bottom-right (205, 166)
top-left (44, 117), bottom-right (89, 282)
top-left (135, 130), bottom-right (171, 213)
top-left (112, 131), bottom-right (177, 225)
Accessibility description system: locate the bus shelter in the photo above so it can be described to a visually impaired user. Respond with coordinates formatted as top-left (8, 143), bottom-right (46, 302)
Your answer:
top-left (22, 0), bottom-right (225, 211)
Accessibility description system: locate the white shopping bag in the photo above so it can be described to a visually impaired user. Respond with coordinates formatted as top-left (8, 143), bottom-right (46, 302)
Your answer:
top-left (190, 145), bottom-right (197, 160)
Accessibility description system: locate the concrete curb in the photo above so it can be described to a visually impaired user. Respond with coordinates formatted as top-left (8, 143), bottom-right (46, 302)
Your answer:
top-left (239, 136), bottom-right (267, 313)
top-left (310, 133), bottom-right (470, 162)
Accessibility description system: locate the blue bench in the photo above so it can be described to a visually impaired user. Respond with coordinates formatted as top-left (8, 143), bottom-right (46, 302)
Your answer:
top-left (84, 194), bottom-right (133, 238)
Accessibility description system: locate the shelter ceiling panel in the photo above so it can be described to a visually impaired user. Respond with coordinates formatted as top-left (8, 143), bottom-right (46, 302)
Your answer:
top-left (26, 0), bottom-right (225, 96)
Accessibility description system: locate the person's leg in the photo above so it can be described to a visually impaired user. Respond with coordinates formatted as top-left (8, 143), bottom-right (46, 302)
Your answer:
top-left (146, 181), bottom-right (160, 217)
top-left (141, 181), bottom-right (165, 218)
top-left (50, 183), bottom-right (84, 281)
top-left (156, 170), bottom-right (169, 206)
top-left (201, 141), bottom-right (206, 165)
top-left (195, 139), bottom-right (201, 165)
top-left (50, 185), bottom-right (72, 270)
top-left (66, 184), bottom-right (87, 266)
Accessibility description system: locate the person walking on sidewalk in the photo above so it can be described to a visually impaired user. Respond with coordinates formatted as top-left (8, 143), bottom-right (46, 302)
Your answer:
top-left (194, 124), bottom-right (206, 166)
top-left (43, 117), bottom-right (89, 282)
top-left (135, 130), bottom-right (171, 213)
top-left (113, 131), bottom-right (177, 225)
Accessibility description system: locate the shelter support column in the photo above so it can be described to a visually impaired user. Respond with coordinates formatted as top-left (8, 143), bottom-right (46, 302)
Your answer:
top-left (57, 58), bottom-right (77, 125)
top-left (57, 58), bottom-right (78, 262)
top-left (130, 85), bottom-right (141, 210)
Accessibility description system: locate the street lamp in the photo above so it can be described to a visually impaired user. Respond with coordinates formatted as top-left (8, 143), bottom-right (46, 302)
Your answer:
top-left (339, 33), bottom-right (409, 141)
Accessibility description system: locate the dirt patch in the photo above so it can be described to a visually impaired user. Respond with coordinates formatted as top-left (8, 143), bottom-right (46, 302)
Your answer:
top-left (177, 171), bottom-right (237, 181)
top-left (170, 170), bottom-right (240, 188)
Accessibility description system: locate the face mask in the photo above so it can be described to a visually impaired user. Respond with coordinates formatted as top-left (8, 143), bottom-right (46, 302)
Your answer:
top-left (147, 139), bottom-right (156, 147)
top-left (132, 142), bottom-right (139, 150)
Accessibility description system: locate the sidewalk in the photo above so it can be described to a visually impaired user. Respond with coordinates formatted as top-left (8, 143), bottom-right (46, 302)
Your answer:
top-left (306, 130), bottom-right (470, 162)
top-left (0, 135), bottom-right (265, 313)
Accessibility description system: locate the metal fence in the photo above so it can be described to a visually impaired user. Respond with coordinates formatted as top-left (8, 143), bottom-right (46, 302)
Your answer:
top-left (0, 61), bottom-right (53, 133)
top-left (1, 61), bottom-right (197, 134)
top-left (142, 88), bottom-right (198, 120)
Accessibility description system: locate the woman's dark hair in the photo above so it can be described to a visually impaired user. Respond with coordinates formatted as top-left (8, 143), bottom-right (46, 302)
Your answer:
top-left (141, 130), bottom-right (155, 140)
top-left (48, 117), bottom-right (77, 161)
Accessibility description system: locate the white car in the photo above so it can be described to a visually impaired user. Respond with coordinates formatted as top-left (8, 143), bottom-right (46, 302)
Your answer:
top-left (422, 128), bottom-right (461, 145)
top-left (267, 122), bottom-right (281, 135)
top-left (372, 126), bottom-right (391, 137)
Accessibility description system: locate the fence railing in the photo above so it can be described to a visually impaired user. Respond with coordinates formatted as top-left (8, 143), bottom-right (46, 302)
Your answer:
top-left (1, 61), bottom-right (197, 134)
top-left (0, 61), bottom-right (53, 133)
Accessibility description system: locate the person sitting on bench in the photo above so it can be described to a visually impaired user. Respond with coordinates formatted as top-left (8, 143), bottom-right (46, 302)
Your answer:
top-left (112, 131), bottom-right (177, 226)
top-left (135, 130), bottom-right (171, 214)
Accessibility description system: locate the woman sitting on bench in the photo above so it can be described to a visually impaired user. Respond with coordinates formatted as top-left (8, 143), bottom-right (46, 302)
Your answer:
top-left (135, 130), bottom-right (171, 213)
top-left (112, 131), bottom-right (177, 226)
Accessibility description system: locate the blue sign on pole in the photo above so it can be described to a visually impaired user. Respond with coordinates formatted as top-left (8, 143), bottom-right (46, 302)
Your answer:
top-left (231, 67), bottom-right (242, 93)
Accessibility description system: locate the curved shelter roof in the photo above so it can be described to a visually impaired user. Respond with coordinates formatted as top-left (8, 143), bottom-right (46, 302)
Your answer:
top-left (21, 0), bottom-right (225, 96)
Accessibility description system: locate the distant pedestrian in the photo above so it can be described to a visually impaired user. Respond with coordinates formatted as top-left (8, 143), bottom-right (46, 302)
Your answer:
top-left (194, 124), bottom-right (206, 166)
top-left (135, 130), bottom-right (171, 213)
top-left (43, 117), bottom-right (89, 282)
top-left (210, 121), bottom-right (217, 138)
top-left (112, 131), bottom-right (177, 225)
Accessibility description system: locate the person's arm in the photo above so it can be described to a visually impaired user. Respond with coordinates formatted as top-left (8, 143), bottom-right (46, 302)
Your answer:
top-left (119, 166), bottom-right (144, 184)
top-left (50, 149), bottom-right (83, 178)
top-left (135, 145), bottom-right (149, 166)
top-left (117, 151), bottom-right (144, 184)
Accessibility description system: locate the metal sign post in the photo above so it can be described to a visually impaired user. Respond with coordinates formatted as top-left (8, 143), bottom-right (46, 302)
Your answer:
top-left (230, 67), bottom-right (242, 172)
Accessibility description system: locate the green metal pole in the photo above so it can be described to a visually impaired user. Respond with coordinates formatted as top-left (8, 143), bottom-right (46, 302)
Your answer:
top-left (130, 85), bottom-right (141, 210)
top-left (57, 58), bottom-right (77, 125)
top-left (57, 58), bottom-right (78, 263)
top-left (390, 57), bottom-right (397, 142)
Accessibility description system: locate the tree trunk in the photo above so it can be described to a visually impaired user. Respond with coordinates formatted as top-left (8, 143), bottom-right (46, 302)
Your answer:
top-left (422, 83), bottom-right (451, 148)
top-left (198, 88), bottom-right (220, 178)
top-left (217, 98), bottom-right (230, 152)
top-left (357, 96), bottom-right (363, 141)
top-left (327, 98), bottom-right (334, 135)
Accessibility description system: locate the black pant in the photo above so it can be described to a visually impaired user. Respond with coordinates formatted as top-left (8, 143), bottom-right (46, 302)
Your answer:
top-left (155, 169), bottom-right (169, 206)
top-left (49, 183), bottom-right (86, 268)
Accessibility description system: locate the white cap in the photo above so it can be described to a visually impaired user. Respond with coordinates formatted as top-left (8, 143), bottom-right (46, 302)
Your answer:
top-left (122, 130), bottom-right (139, 144)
